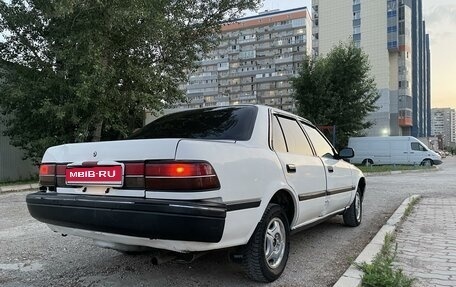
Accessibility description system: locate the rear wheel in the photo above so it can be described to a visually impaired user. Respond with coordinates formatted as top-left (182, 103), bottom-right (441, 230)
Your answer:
top-left (361, 159), bottom-right (373, 166)
top-left (242, 204), bottom-right (290, 282)
top-left (343, 188), bottom-right (362, 227)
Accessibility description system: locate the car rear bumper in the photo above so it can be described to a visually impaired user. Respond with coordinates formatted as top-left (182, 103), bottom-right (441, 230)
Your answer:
top-left (26, 192), bottom-right (226, 243)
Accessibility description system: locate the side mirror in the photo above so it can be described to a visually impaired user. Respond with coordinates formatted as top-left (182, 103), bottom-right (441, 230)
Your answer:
top-left (339, 147), bottom-right (355, 159)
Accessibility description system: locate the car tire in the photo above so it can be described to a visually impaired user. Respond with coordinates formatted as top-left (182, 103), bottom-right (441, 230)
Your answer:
top-left (343, 188), bottom-right (362, 227)
top-left (361, 159), bottom-right (373, 166)
top-left (242, 203), bottom-right (290, 282)
top-left (421, 159), bottom-right (433, 167)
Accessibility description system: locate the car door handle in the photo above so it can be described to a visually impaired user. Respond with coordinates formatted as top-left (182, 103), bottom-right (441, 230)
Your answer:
top-left (327, 166), bottom-right (334, 173)
top-left (286, 164), bottom-right (296, 173)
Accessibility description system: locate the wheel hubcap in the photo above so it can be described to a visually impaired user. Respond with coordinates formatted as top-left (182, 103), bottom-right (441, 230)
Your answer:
top-left (264, 218), bottom-right (286, 269)
top-left (355, 192), bottom-right (361, 222)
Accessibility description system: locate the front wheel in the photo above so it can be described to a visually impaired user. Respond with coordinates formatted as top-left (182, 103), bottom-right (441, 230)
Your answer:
top-left (343, 188), bottom-right (362, 227)
top-left (242, 204), bottom-right (290, 282)
top-left (421, 159), bottom-right (433, 167)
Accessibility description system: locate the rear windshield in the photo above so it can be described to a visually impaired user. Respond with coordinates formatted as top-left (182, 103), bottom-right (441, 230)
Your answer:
top-left (128, 106), bottom-right (258, 141)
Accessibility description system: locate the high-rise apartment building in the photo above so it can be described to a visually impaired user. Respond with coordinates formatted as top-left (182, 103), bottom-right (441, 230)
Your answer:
top-left (313, 0), bottom-right (430, 137)
top-left (431, 108), bottom-right (456, 148)
top-left (453, 109), bottom-right (456, 144)
top-left (180, 8), bottom-right (312, 111)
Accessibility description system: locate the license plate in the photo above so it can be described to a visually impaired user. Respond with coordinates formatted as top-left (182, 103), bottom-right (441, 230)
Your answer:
top-left (66, 165), bottom-right (123, 186)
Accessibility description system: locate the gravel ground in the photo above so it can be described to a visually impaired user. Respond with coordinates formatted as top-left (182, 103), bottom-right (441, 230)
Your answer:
top-left (1, 157), bottom-right (455, 287)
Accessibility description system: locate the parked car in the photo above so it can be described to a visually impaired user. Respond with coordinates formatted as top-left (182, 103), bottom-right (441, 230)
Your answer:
top-left (348, 136), bottom-right (442, 166)
top-left (26, 105), bottom-right (365, 282)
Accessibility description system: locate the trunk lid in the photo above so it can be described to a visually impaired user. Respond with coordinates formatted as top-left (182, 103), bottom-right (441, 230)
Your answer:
top-left (42, 138), bottom-right (180, 163)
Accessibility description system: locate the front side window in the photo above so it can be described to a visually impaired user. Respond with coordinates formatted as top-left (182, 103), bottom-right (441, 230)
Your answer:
top-left (276, 116), bottom-right (313, 156)
top-left (411, 142), bottom-right (427, 151)
top-left (302, 124), bottom-right (335, 158)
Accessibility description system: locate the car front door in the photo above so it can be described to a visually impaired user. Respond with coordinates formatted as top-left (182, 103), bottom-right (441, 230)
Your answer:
top-left (301, 123), bottom-right (355, 213)
top-left (410, 141), bottom-right (428, 165)
top-left (271, 114), bottom-right (327, 225)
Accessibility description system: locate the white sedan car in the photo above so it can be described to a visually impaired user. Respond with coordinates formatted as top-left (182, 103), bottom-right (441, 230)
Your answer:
top-left (27, 105), bottom-right (365, 282)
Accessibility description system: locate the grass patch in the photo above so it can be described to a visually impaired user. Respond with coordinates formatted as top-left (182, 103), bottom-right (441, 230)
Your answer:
top-left (356, 164), bottom-right (433, 173)
top-left (403, 197), bottom-right (421, 218)
top-left (357, 233), bottom-right (415, 287)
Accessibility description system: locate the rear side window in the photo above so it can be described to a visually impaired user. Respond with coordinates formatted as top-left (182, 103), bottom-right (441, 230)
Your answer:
top-left (128, 106), bottom-right (258, 141)
top-left (277, 116), bottom-right (313, 156)
top-left (271, 116), bottom-right (287, 153)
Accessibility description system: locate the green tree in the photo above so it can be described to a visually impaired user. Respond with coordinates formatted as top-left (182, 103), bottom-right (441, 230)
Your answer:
top-left (0, 0), bottom-right (260, 163)
top-left (292, 42), bottom-right (380, 148)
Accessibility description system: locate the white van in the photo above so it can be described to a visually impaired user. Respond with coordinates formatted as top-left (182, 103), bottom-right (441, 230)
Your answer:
top-left (348, 136), bottom-right (442, 166)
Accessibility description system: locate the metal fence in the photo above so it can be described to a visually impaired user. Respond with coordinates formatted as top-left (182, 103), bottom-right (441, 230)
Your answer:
top-left (0, 123), bottom-right (37, 182)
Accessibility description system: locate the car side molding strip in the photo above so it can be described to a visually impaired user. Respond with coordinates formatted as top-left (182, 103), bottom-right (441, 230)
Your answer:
top-left (298, 190), bottom-right (326, 201)
top-left (326, 186), bottom-right (356, 195)
top-left (226, 199), bottom-right (261, 212)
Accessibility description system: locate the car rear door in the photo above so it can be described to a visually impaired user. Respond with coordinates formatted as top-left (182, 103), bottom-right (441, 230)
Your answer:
top-left (271, 114), bottom-right (327, 224)
top-left (301, 123), bottom-right (355, 213)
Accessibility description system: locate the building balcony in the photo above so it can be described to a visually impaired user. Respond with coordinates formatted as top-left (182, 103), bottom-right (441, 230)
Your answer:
top-left (398, 117), bottom-right (413, 127)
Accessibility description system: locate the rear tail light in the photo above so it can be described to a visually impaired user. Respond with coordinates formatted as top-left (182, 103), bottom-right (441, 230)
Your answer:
top-left (39, 163), bottom-right (69, 188)
top-left (56, 164), bottom-right (67, 187)
top-left (144, 161), bottom-right (220, 191)
top-left (39, 164), bottom-right (56, 187)
top-left (123, 163), bottom-right (145, 189)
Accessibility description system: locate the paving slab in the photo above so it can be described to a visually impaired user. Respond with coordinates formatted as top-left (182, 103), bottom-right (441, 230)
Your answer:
top-left (395, 197), bottom-right (456, 287)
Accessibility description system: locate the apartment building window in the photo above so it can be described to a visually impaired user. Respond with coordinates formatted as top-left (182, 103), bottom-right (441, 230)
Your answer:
top-left (387, 0), bottom-right (397, 11)
top-left (387, 41), bottom-right (398, 49)
top-left (387, 26), bottom-right (397, 33)
top-left (353, 25), bottom-right (361, 34)
top-left (353, 11), bottom-right (361, 20)
top-left (353, 0), bottom-right (360, 4)
top-left (295, 35), bottom-right (305, 43)
top-left (353, 33), bottom-right (361, 41)
top-left (239, 50), bottom-right (256, 59)
top-left (398, 6), bottom-right (405, 20)
top-left (353, 1), bottom-right (361, 21)
top-left (387, 10), bottom-right (397, 17)
top-left (398, 22), bottom-right (405, 35)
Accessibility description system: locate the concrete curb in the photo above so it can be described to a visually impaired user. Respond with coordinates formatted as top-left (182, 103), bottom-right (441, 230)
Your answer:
top-left (0, 183), bottom-right (39, 194)
top-left (333, 194), bottom-right (421, 287)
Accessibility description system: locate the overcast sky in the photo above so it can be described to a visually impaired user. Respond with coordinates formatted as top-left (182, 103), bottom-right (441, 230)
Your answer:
top-left (259, 0), bottom-right (456, 109)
